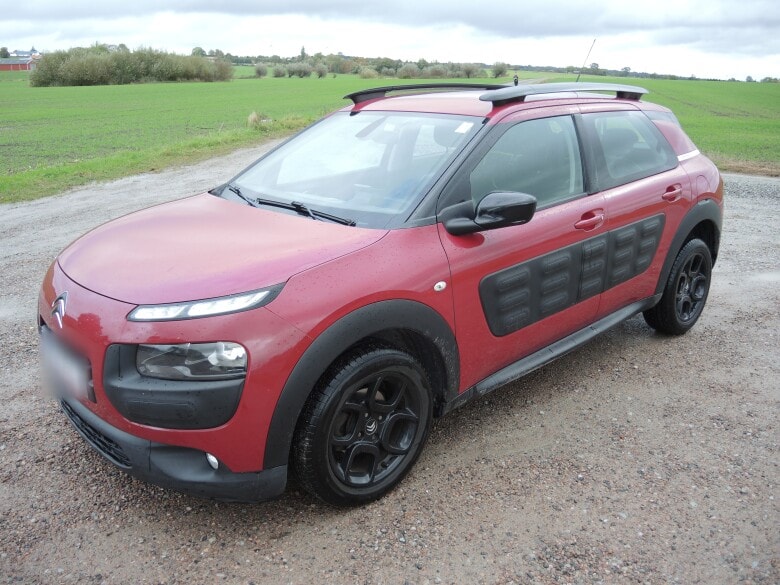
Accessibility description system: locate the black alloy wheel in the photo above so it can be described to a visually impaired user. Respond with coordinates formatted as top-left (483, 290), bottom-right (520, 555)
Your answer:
top-left (293, 347), bottom-right (433, 506)
top-left (643, 238), bottom-right (712, 335)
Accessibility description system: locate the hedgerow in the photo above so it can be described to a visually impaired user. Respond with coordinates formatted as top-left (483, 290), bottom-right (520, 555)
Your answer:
top-left (30, 46), bottom-right (233, 86)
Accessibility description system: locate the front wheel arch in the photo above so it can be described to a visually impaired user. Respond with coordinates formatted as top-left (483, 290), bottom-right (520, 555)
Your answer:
top-left (262, 300), bottom-right (459, 470)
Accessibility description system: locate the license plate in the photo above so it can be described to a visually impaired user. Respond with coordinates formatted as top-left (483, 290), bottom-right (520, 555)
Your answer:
top-left (40, 327), bottom-right (92, 401)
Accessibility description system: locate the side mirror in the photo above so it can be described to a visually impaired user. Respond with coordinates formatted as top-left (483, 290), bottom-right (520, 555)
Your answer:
top-left (442, 192), bottom-right (537, 235)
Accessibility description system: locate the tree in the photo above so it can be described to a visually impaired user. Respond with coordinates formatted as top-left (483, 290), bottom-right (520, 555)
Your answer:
top-left (588, 62), bottom-right (606, 76)
top-left (0, 47), bottom-right (9, 58)
top-left (620, 66), bottom-right (631, 77)
top-left (492, 62), bottom-right (509, 78)
top-left (746, 75), bottom-right (754, 82)
top-left (462, 63), bottom-right (479, 78)
top-left (300, 46), bottom-right (307, 61)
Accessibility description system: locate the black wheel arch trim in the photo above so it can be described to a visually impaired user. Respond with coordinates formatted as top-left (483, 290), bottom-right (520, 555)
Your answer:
top-left (263, 299), bottom-right (459, 468)
top-left (654, 198), bottom-right (722, 297)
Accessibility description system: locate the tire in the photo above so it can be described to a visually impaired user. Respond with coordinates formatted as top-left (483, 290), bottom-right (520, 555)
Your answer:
top-left (643, 238), bottom-right (712, 335)
top-left (292, 347), bottom-right (433, 506)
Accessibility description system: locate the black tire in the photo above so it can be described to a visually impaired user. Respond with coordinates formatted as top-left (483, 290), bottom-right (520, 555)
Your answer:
top-left (643, 238), bottom-right (712, 335)
top-left (292, 347), bottom-right (433, 506)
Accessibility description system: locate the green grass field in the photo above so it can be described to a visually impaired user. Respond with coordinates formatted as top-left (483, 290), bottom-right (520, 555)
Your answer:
top-left (1, 69), bottom-right (778, 203)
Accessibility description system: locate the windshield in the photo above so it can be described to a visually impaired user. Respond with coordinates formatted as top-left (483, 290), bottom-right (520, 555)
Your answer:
top-left (230, 111), bottom-right (481, 228)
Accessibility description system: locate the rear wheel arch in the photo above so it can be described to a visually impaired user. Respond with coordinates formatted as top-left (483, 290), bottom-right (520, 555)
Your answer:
top-left (654, 199), bottom-right (721, 298)
top-left (262, 300), bottom-right (459, 469)
top-left (686, 219), bottom-right (720, 265)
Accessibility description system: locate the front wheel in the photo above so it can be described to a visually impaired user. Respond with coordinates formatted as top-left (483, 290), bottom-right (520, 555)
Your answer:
top-left (293, 347), bottom-right (433, 506)
top-left (643, 238), bottom-right (712, 335)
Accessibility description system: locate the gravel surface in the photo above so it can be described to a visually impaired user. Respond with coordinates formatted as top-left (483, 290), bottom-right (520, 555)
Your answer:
top-left (0, 147), bottom-right (777, 584)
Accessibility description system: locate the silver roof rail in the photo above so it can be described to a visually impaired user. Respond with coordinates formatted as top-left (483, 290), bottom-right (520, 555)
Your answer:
top-left (480, 82), bottom-right (648, 106)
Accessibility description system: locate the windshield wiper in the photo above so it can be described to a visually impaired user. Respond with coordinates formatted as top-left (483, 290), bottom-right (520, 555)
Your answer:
top-left (228, 184), bottom-right (356, 226)
top-left (290, 201), bottom-right (356, 226)
top-left (227, 184), bottom-right (258, 208)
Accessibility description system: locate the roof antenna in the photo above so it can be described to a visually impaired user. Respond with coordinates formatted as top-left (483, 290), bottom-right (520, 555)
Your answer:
top-left (575, 38), bottom-right (597, 83)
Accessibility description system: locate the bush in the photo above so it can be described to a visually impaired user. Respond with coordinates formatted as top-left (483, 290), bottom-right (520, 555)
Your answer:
top-left (397, 64), bottom-right (419, 79)
top-left (289, 63), bottom-right (312, 78)
top-left (379, 67), bottom-right (396, 77)
top-left (462, 63), bottom-right (479, 79)
top-left (273, 66), bottom-right (287, 78)
top-left (359, 67), bottom-right (379, 79)
top-left (30, 50), bottom-right (69, 86)
top-left (422, 65), bottom-right (447, 78)
top-left (314, 64), bottom-right (327, 78)
top-left (29, 46), bottom-right (233, 86)
top-left (254, 64), bottom-right (267, 78)
top-left (213, 59), bottom-right (233, 81)
top-left (492, 62), bottom-right (509, 78)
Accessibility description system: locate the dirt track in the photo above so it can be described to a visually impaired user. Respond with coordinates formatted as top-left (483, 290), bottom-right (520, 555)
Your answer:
top-left (0, 146), bottom-right (778, 584)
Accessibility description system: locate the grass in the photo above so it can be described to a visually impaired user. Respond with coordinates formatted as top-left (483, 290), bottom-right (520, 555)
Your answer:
top-left (1, 70), bottom-right (778, 203)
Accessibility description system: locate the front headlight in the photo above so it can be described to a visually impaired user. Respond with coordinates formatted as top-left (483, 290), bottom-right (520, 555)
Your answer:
top-left (137, 342), bottom-right (247, 381)
top-left (127, 285), bottom-right (282, 322)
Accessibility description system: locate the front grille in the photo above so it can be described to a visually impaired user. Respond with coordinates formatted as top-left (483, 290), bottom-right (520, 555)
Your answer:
top-left (61, 400), bottom-right (131, 468)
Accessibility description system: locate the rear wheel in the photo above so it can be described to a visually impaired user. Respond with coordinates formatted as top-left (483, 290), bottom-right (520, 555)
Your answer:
top-left (643, 238), bottom-right (712, 335)
top-left (293, 347), bottom-right (432, 506)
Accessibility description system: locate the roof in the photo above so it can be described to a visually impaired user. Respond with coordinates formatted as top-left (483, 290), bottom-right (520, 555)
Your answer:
top-left (0, 58), bottom-right (33, 65)
top-left (343, 82), bottom-right (650, 118)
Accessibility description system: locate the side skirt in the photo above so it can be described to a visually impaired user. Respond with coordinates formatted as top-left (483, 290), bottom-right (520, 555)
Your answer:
top-left (437, 295), bottom-right (660, 416)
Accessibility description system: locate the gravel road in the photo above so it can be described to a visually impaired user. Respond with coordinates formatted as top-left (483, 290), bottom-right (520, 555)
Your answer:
top-left (0, 145), bottom-right (777, 584)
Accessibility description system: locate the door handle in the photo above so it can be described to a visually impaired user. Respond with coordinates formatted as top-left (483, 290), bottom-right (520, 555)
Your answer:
top-left (574, 210), bottom-right (605, 231)
top-left (662, 184), bottom-right (683, 202)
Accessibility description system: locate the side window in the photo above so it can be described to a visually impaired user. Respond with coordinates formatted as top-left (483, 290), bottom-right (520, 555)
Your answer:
top-left (469, 116), bottom-right (584, 209)
top-left (584, 110), bottom-right (678, 190)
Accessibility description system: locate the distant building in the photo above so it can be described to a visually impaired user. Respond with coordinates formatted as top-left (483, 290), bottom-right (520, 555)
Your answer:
top-left (10, 47), bottom-right (40, 58)
top-left (2, 47), bottom-right (41, 71)
top-left (0, 57), bottom-right (36, 71)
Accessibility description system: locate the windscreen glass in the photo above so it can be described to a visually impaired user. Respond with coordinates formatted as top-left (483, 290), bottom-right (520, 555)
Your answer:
top-left (231, 111), bottom-right (480, 228)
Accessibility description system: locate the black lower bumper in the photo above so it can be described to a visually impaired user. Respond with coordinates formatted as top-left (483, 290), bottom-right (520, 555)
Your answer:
top-left (60, 397), bottom-right (287, 502)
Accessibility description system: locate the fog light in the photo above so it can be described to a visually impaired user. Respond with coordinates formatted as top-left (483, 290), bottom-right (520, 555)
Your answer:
top-left (206, 453), bottom-right (219, 470)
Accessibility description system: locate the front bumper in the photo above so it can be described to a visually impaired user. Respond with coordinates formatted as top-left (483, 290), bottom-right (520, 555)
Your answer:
top-left (60, 396), bottom-right (287, 502)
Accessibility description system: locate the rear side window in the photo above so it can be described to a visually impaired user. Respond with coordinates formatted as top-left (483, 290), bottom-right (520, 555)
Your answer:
top-left (583, 110), bottom-right (678, 191)
top-left (468, 116), bottom-right (584, 209)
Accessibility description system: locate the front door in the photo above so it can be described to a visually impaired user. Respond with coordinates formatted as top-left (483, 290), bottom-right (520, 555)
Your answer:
top-left (437, 110), bottom-right (606, 391)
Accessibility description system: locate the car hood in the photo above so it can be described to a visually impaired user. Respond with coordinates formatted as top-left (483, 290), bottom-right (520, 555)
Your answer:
top-left (58, 194), bottom-right (386, 305)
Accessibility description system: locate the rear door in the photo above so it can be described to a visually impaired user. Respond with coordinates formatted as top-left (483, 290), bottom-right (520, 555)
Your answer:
top-left (577, 106), bottom-right (693, 317)
top-left (437, 107), bottom-right (606, 391)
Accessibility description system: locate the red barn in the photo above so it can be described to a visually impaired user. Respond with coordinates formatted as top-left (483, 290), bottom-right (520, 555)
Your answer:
top-left (0, 58), bottom-right (35, 71)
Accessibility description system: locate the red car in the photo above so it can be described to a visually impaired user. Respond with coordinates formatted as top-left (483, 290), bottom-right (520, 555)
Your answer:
top-left (39, 82), bottom-right (723, 505)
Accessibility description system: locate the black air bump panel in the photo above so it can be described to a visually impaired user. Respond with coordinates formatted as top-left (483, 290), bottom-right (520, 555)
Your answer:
top-left (480, 242), bottom-right (583, 337)
top-left (579, 235), bottom-right (609, 300)
top-left (479, 214), bottom-right (665, 337)
top-left (605, 215), bottom-right (665, 287)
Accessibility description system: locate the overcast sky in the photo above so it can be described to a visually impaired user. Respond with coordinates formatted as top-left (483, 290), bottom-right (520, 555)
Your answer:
top-left (3, 1), bottom-right (779, 80)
